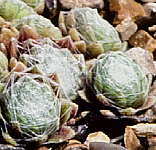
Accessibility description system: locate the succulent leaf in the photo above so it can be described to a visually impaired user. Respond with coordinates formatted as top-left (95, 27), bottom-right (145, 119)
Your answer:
top-left (0, 0), bottom-right (36, 21)
top-left (2, 73), bottom-right (60, 141)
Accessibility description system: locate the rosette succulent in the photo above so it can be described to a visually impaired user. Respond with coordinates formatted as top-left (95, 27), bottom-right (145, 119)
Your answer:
top-left (88, 51), bottom-right (151, 108)
top-left (20, 42), bottom-right (84, 101)
top-left (60, 8), bottom-right (122, 57)
top-left (1, 73), bottom-right (60, 142)
top-left (0, 71), bottom-right (78, 146)
top-left (13, 15), bottom-right (62, 40)
top-left (0, 0), bottom-right (36, 21)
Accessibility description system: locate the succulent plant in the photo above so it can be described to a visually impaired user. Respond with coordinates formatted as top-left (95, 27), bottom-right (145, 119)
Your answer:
top-left (0, 69), bottom-right (80, 148)
top-left (1, 73), bottom-right (60, 142)
top-left (88, 51), bottom-right (151, 108)
top-left (0, 0), bottom-right (36, 21)
top-left (20, 41), bottom-right (85, 101)
top-left (13, 15), bottom-right (62, 40)
top-left (59, 8), bottom-right (122, 57)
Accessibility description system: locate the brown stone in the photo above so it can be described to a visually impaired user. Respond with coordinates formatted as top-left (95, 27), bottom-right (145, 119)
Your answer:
top-left (116, 17), bottom-right (138, 41)
top-left (149, 25), bottom-right (156, 32)
top-left (85, 131), bottom-right (110, 145)
top-left (124, 127), bottom-right (142, 150)
top-left (129, 30), bottom-right (156, 52)
top-left (109, 0), bottom-right (146, 24)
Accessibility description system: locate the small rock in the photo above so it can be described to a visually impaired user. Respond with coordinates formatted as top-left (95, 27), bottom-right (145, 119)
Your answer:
top-left (60, 140), bottom-right (88, 150)
top-left (147, 136), bottom-right (156, 150)
top-left (141, 0), bottom-right (156, 2)
top-left (81, 111), bottom-right (90, 118)
top-left (109, 0), bottom-right (146, 24)
top-left (149, 25), bottom-right (156, 32)
top-left (85, 131), bottom-right (110, 146)
top-left (64, 144), bottom-right (88, 150)
top-left (149, 25), bottom-right (156, 38)
top-left (153, 33), bottom-right (156, 39)
top-left (89, 142), bottom-right (126, 150)
top-left (125, 124), bottom-right (156, 150)
top-left (126, 47), bottom-right (156, 75)
top-left (116, 17), bottom-right (138, 41)
top-left (124, 127), bottom-right (143, 150)
top-left (144, 3), bottom-right (156, 16)
top-left (131, 123), bottom-right (156, 136)
top-left (129, 30), bottom-right (156, 52)
top-left (100, 110), bottom-right (116, 117)
top-left (48, 126), bottom-right (75, 143)
top-left (68, 140), bottom-right (81, 144)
